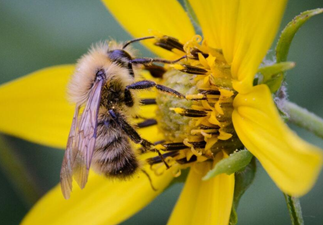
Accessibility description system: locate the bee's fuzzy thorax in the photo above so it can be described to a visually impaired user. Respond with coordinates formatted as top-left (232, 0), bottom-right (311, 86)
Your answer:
top-left (68, 41), bottom-right (137, 105)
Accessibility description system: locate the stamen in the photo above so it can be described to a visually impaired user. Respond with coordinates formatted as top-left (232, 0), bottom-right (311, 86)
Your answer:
top-left (199, 125), bottom-right (220, 130)
top-left (136, 119), bottom-right (157, 128)
top-left (154, 35), bottom-right (185, 52)
top-left (198, 89), bottom-right (221, 95)
top-left (144, 64), bottom-right (166, 78)
top-left (170, 108), bottom-right (208, 117)
top-left (187, 141), bottom-right (206, 149)
top-left (146, 151), bottom-right (179, 165)
top-left (163, 142), bottom-right (189, 151)
top-left (176, 155), bottom-right (197, 164)
top-left (172, 64), bottom-right (208, 75)
top-left (140, 98), bottom-right (157, 105)
top-left (190, 48), bottom-right (209, 59)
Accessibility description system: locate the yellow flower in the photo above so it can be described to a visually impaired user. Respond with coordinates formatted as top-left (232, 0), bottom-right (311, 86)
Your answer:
top-left (0, 0), bottom-right (322, 225)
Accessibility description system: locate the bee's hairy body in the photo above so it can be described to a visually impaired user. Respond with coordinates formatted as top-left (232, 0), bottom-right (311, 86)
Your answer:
top-left (61, 37), bottom-right (185, 199)
top-left (93, 109), bottom-right (138, 178)
top-left (67, 41), bottom-right (140, 182)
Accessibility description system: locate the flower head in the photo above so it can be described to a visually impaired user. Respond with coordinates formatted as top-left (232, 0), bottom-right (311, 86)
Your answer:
top-left (0, 0), bottom-right (322, 225)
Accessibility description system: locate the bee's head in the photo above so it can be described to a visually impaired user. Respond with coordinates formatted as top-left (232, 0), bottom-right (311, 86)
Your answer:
top-left (107, 49), bottom-right (135, 78)
top-left (107, 49), bottom-right (132, 68)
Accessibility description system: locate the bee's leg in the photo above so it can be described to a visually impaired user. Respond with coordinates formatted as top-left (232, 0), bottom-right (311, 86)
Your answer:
top-left (130, 55), bottom-right (186, 65)
top-left (108, 109), bottom-right (170, 169)
top-left (124, 80), bottom-right (184, 107)
top-left (125, 80), bottom-right (185, 107)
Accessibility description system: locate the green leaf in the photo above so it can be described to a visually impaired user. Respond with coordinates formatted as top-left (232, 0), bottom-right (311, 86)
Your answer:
top-left (229, 157), bottom-right (257, 225)
top-left (276, 8), bottom-right (323, 62)
top-left (272, 8), bottom-right (323, 93)
top-left (258, 62), bottom-right (295, 83)
top-left (283, 194), bottom-right (304, 225)
top-left (258, 62), bottom-right (295, 92)
top-left (203, 149), bottom-right (253, 180)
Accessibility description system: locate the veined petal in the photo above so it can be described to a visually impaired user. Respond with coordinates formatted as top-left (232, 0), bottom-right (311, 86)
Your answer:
top-left (102, 0), bottom-right (195, 58)
top-left (188, 0), bottom-right (238, 62)
top-left (22, 154), bottom-right (174, 225)
top-left (189, 0), bottom-right (287, 93)
top-left (0, 65), bottom-right (75, 149)
top-left (168, 153), bottom-right (234, 225)
top-left (232, 85), bottom-right (323, 196)
top-left (231, 0), bottom-right (287, 93)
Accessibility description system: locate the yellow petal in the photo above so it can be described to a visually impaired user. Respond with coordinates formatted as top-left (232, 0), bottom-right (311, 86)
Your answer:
top-left (102, 0), bottom-right (195, 58)
top-left (22, 155), bottom-right (174, 225)
top-left (233, 85), bottom-right (323, 196)
top-left (188, 0), bottom-right (237, 60)
top-left (189, 0), bottom-right (287, 93)
top-left (168, 154), bottom-right (234, 225)
top-left (0, 65), bottom-right (75, 149)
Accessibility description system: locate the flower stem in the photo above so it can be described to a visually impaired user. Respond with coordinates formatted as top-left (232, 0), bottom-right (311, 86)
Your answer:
top-left (283, 194), bottom-right (304, 225)
top-left (0, 135), bottom-right (41, 207)
top-left (283, 101), bottom-right (323, 139)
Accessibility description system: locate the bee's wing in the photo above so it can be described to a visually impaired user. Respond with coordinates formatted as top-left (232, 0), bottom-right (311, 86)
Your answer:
top-left (72, 79), bottom-right (104, 189)
top-left (60, 105), bottom-right (80, 199)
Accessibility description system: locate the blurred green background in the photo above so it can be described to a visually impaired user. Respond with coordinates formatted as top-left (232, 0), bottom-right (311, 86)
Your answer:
top-left (0, 1), bottom-right (323, 224)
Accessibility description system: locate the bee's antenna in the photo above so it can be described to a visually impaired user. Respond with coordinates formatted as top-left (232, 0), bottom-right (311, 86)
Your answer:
top-left (123, 36), bottom-right (155, 49)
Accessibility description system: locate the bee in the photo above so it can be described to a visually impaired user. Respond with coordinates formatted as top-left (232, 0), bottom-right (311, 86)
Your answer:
top-left (60, 36), bottom-right (186, 199)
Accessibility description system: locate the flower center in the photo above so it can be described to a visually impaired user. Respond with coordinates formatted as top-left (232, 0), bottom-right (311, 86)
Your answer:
top-left (147, 35), bottom-right (243, 173)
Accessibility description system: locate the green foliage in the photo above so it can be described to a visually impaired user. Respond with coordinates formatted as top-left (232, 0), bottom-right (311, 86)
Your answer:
top-left (229, 158), bottom-right (257, 225)
top-left (203, 150), bottom-right (253, 180)
top-left (258, 62), bottom-right (295, 92)
top-left (272, 8), bottom-right (323, 93)
top-left (276, 8), bottom-right (323, 63)
top-left (283, 194), bottom-right (304, 225)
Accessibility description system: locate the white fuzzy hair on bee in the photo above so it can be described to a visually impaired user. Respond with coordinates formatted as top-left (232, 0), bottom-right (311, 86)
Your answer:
top-left (68, 41), bottom-right (136, 105)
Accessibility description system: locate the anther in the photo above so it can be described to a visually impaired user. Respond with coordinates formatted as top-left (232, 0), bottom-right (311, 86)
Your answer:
top-left (189, 48), bottom-right (209, 59)
top-left (176, 155), bottom-right (197, 164)
top-left (163, 142), bottom-right (189, 151)
top-left (140, 98), bottom-right (157, 105)
top-left (146, 152), bottom-right (179, 165)
top-left (136, 119), bottom-right (157, 128)
top-left (187, 141), bottom-right (206, 149)
top-left (170, 108), bottom-right (208, 117)
top-left (177, 64), bottom-right (208, 75)
top-left (198, 89), bottom-right (221, 95)
top-left (154, 35), bottom-right (185, 52)
top-left (144, 64), bottom-right (166, 78)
